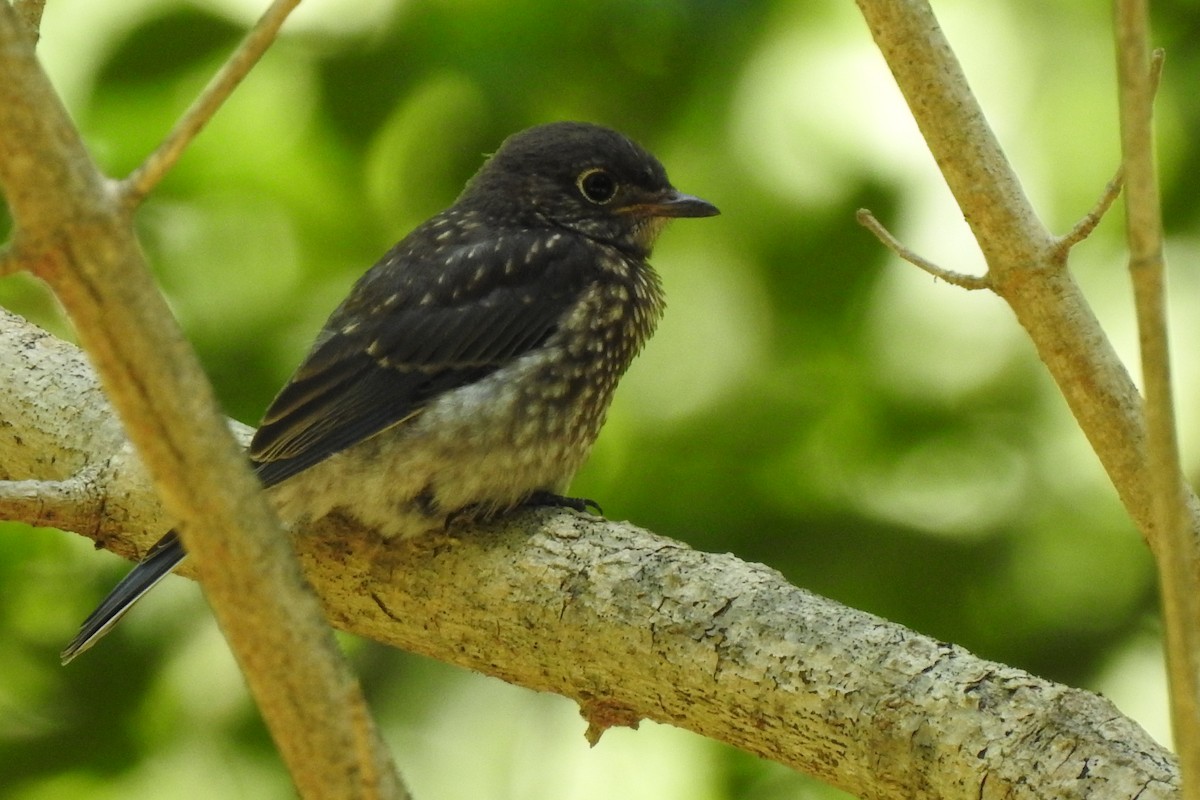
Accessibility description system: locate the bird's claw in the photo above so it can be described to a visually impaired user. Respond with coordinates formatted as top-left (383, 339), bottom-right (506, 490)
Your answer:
top-left (525, 491), bottom-right (603, 516)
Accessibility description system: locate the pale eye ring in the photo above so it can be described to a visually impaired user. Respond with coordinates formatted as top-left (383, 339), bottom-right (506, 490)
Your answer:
top-left (576, 168), bottom-right (618, 205)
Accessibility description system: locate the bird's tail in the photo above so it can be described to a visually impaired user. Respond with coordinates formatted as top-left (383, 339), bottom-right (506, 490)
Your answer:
top-left (60, 531), bottom-right (187, 664)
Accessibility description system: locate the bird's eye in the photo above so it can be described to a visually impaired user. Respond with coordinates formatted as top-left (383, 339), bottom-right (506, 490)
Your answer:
top-left (576, 168), bottom-right (618, 205)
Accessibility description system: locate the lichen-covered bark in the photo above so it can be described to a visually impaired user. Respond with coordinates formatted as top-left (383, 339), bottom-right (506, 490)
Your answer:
top-left (0, 308), bottom-right (1178, 799)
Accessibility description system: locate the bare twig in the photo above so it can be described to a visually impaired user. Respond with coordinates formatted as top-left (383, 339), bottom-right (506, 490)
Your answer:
top-left (1053, 166), bottom-right (1124, 256)
top-left (1055, 50), bottom-right (1163, 257)
top-left (856, 209), bottom-right (991, 289)
top-left (118, 0), bottom-right (302, 207)
top-left (1115, 8), bottom-right (1200, 797)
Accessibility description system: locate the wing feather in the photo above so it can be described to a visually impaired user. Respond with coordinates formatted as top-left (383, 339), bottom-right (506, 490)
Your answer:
top-left (249, 226), bottom-right (592, 487)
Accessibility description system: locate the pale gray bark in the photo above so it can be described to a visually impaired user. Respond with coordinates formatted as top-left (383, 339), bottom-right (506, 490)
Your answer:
top-left (0, 307), bottom-right (1178, 799)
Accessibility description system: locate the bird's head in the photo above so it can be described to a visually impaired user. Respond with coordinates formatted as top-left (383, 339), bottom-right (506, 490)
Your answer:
top-left (461, 121), bottom-right (719, 258)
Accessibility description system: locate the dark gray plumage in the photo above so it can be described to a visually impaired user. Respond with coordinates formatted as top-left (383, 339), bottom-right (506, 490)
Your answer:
top-left (62, 121), bottom-right (718, 663)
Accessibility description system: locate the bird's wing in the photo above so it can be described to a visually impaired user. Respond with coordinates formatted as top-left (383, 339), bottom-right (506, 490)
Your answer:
top-left (61, 230), bottom-right (595, 663)
top-left (250, 228), bottom-right (593, 487)
top-left (60, 531), bottom-right (186, 664)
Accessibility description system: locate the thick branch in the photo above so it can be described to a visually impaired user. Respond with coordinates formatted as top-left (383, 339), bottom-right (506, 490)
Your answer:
top-left (853, 0), bottom-right (1200, 552)
top-left (0, 307), bottom-right (1180, 800)
top-left (0, 7), bottom-right (405, 798)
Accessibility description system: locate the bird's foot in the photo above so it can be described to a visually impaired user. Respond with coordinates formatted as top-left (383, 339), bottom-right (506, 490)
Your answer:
top-left (443, 504), bottom-right (484, 530)
top-left (524, 491), bottom-right (603, 516)
top-left (443, 493), bottom-right (604, 529)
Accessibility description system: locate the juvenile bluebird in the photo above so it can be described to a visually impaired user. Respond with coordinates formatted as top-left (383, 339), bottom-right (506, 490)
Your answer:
top-left (62, 121), bottom-right (719, 663)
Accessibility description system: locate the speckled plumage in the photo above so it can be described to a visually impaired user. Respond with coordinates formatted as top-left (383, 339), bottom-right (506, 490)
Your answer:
top-left (62, 121), bottom-right (718, 662)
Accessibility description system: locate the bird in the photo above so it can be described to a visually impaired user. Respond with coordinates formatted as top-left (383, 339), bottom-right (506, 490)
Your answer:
top-left (61, 120), bottom-right (719, 664)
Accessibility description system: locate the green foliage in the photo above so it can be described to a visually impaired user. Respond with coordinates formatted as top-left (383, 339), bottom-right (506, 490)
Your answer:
top-left (1, 0), bottom-right (1189, 796)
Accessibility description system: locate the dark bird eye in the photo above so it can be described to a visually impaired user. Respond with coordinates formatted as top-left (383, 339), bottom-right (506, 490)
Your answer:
top-left (576, 168), bottom-right (618, 205)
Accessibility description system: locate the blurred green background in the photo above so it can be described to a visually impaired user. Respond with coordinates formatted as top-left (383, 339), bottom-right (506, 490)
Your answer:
top-left (1, 0), bottom-right (1195, 797)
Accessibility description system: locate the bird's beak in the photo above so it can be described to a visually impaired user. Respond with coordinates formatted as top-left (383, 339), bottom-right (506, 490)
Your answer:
top-left (623, 189), bottom-right (720, 219)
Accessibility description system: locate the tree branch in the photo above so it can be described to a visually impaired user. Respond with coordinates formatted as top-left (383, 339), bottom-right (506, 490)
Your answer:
top-left (853, 0), bottom-right (1200, 555)
top-left (854, 3), bottom-right (1199, 791)
top-left (118, 0), bottom-right (302, 208)
top-left (856, 209), bottom-right (991, 289)
top-left (1115, 6), bottom-right (1200, 794)
top-left (0, 307), bottom-right (1180, 800)
top-left (1053, 165), bottom-right (1124, 257)
top-left (0, 5), bottom-right (407, 798)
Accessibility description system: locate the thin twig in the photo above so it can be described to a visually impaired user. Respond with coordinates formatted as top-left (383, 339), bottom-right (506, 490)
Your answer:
top-left (856, 209), bottom-right (991, 290)
top-left (1150, 46), bottom-right (1167, 93)
top-left (1115, 7), bottom-right (1200, 799)
top-left (1054, 49), bottom-right (1163, 257)
top-left (118, 0), bottom-right (302, 208)
top-left (1053, 166), bottom-right (1124, 256)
